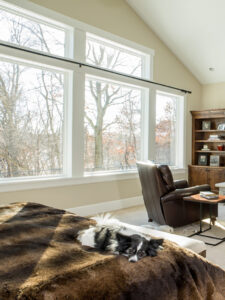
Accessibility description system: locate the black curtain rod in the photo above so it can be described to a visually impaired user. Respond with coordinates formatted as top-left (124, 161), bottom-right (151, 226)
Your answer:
top-left (0, 42), bottom-right (192, 94)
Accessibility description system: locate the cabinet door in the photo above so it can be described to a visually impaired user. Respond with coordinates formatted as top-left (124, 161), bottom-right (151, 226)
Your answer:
top-left (188, 166), bottom-right (208, 186)
top-left (209, 168), bottom-right (225, 192)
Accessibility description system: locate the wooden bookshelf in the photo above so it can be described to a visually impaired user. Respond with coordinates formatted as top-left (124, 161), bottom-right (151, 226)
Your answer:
top-left (189, 109), bottom-right (225, 191)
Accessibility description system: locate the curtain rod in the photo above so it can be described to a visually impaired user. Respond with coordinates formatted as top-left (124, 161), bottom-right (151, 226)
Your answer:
top-left (0, 42), bottom-right (192, 94)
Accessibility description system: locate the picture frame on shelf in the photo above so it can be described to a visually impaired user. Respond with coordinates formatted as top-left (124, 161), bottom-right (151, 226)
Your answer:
top-left (217, 123), bottom-right (225, 130)
top-left (198, 154), bottom-right (208, 166)
top-left (210, 155), bottom-right (220, 167)
top-left (202, 120), bottom-right (211, 130)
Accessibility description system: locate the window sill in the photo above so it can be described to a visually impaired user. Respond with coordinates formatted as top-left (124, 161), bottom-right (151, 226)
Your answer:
top-left (0, 168), bottom-right (187, 193)
top-left (0, 171), bottom-right (138, 193)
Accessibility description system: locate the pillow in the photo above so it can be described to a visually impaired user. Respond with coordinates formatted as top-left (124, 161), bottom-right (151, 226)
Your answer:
top-left (158, 165), bottom-right (175, 192)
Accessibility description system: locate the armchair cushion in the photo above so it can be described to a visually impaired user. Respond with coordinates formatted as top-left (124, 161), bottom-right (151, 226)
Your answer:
top-left (158, 165), bottom-right (175, 192)
top-left (161, 184), bottom-right (211, 204)
top-left (174, 179), bottom-right (188, 189)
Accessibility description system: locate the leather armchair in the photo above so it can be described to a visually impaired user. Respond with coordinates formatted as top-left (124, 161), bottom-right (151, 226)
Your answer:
top-left (137, 161), bottom-right (218, 227)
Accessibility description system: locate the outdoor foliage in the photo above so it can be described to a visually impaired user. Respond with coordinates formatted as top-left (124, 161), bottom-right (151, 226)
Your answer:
top-left (0, 11), bottom-right (64, 177)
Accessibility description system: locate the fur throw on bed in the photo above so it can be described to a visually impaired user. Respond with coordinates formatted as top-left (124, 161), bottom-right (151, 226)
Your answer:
top-left (0, 202), bottom-right (225, 300)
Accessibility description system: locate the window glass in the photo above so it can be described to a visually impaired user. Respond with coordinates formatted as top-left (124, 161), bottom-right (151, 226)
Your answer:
top-left (84, 76), bottom-right (142, 172)
top-left (86, 33), bottom-right (144, 78)
top-left (0, 60), bottom-right (64, 178)
top-left (0, 8), bottom-right (65, 56)
top-left (155, 91), bottom-right (177, 166)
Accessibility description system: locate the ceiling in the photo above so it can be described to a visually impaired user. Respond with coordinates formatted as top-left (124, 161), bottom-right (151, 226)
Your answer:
top-left (126, 0), bottom-right (225, 84)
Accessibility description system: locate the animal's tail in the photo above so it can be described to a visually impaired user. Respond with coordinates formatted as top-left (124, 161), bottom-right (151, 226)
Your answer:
top-left (91, 213), bottom-right (126, 230)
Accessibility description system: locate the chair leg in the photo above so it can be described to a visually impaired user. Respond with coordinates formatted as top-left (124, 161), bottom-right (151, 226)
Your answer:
top-left (149, 218), bottom-right (153, 222)
top-left (211, 217), bottom-right (216, 226)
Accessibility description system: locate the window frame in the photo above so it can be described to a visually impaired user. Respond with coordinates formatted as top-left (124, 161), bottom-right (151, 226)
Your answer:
top-left (153, 87), bottom-right (187, 170)
top-left (0, 0), bottom-right (187, 193)
top-left (83, 73), bottom-right (149, 175)
top-left (85, 32), bottom-right (150, 79)
top-left (0, 50), bottom-right (72, 181)
top-left (0, 0), bottom-right (73, 57)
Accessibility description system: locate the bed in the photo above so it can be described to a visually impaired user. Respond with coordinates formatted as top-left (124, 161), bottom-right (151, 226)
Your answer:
top-left (0, 202), bottom-right (225, 300)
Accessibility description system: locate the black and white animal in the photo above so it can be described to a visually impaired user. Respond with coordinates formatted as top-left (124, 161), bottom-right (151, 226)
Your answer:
top-left (77, 215), bottom-right (164, 262)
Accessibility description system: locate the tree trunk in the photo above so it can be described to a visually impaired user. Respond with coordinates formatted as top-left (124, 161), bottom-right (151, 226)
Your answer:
top-left (94, 126), bottom-right (103, 170)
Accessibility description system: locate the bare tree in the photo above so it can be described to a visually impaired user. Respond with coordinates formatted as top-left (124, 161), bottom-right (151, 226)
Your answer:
top-left (85, 41), bottom-right (141, 171)
top-left (0, 13), bottom-right (64, 177)
top-left (0, 64), bottom-right (23, 176)
top-left (155, 99), bottom-right (176, 165)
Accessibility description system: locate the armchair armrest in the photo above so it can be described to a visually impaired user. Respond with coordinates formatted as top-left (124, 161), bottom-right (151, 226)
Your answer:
top-left (174, 179), bottom-right (188, 189)
top-left (161, 184), bottom-right (210, 204)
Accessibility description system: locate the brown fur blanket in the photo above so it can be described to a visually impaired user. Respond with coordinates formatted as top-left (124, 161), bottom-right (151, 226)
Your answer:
top-left (0, 202), bottom-right (225, 300)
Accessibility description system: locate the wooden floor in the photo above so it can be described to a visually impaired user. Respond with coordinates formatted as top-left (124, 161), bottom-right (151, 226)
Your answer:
top-left (109, 204), bottom-right (225, 270)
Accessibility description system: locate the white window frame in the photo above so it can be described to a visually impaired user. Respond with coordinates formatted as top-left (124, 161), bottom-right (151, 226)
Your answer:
top-left (0, 47), bottom-right (74, 181)
top-left (86, 33), bottom-right (151, 79)
top-left (0, 0), bottom-right (74, 57)
top-left (153, 87), bottom-right (187, 171)
top-left (0, 0), bottom-right (187, 193)
top-left (83, 73), bottom-right (150, 175)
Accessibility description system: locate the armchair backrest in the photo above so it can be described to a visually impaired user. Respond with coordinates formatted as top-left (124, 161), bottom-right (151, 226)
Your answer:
top-left (136, 161), bottom-right (166, 224)
top-left (157, 165), bottom-right (176, 193)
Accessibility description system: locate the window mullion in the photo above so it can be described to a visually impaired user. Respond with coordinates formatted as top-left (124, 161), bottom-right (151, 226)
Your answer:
top-left (69, 28), bottom-right (86, 178)
top-left (175, 99), bottom-right (180, 167)
top-left (183, 95), bottom-right (187, 168)
top-left (178, 95), bottom-right (186, 168)
top-left (63, 72), bottom-right (71, 176)
top-left (64, 28), bottom-right (74, 59)
top-left (74, 28), bottom-right (86, 62)
top-left (141, 88), bottom-right (150, 161)
top-left (71, 66), bottom-right (85, 178)
top-left (148, 88), bottom-right (156, 161)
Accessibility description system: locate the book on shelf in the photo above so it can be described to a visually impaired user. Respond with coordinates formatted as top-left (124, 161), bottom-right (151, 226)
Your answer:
top-left (208, 134), bottom-right (225, 140)
top-left (208, 134), bottom-right (219, 140)
top-left (200, 191), bottom-right (218, 200)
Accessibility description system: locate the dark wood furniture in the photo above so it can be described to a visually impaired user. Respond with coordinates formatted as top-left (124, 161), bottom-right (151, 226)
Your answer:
top-left (184, 194), bottom-right (225, 246)
top-left (189, 109), bottom-right (225, 192)
top-left (137, 161), bottom-right (217, 227)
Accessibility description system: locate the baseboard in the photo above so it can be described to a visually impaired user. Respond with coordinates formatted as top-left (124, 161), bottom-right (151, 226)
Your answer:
top-left (67, 196), bottom-right (144, 217)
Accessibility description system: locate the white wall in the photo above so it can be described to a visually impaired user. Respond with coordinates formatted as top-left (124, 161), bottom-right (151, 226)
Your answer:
top-left (202, 82), bottom-right (225, 109)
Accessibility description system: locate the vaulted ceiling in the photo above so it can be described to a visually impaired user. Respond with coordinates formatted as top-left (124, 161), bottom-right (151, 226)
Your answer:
top-left (127, 0), bottom-right (225, 84)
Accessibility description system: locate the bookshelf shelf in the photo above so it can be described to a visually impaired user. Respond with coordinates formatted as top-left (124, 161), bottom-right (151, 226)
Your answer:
top-left (196, 140), bottom-right (225, 143)
top-left (195, 150), bottom-right (225, 153)
top-left (195, 130), bottom-right (225, 132)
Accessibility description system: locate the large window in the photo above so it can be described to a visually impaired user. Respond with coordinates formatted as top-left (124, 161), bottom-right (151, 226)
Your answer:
top-left (84, 76), bottom-right (144, 173)
top-left (0, 59), bottom-right (65, 178)
top-left (155, 91), bottom-right (184, 168)
top-left (0, 0), bottom-right (185, 189)
top-left (84, 33), bottom-right (149, 173)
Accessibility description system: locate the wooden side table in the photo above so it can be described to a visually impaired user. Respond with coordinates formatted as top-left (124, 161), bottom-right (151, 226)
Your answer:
top-left (183, 194), bottom-right (225, 246)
